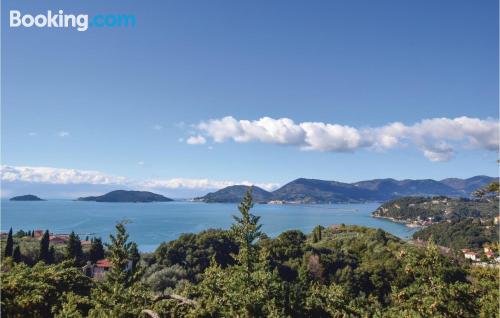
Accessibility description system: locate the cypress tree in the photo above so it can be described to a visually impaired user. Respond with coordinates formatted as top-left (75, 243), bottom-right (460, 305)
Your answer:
top-left (4, 228), bottom-right (14, 258)
top-left (48, 246), bottom-right (56, 264)
top-left (89, 237), bottom-right (105, 263)
top-left (39, 230), bottom-right (50, 263)
top-left (12, 245), bottom-right (22, 263)
top-left (66, 231), bottom-right (83, 265)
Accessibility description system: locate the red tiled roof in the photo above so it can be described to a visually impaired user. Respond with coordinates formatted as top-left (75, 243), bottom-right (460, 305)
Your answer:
top-left (96, 259), bottom-right (113, 268)
top-left (49, 235), bottom-right (69, 242)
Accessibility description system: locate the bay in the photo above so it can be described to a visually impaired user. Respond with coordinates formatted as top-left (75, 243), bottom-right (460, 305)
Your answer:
top-left (1, 200), bottom-right (417, 252)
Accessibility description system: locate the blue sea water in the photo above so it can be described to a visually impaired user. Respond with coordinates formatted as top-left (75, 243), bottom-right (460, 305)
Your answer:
top-left (1, 200), bottom-right (417, 252)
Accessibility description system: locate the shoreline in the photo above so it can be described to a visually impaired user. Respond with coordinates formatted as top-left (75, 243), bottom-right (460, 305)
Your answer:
top-left (372, 214), bottom-right (423, 229)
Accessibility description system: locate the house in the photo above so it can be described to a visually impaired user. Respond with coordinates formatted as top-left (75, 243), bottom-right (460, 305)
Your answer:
top-left (494, 216), bottom-right (499, 225)
top-left (82, 258), bottom-right (133, 281)
top-left (80, 240), bottom-right (92, 247)
top-left (464, 251), bottom-right (478, 261)
top-left (49, 235), bottom-right (69, 244)
top-left (485, 251), bottom-right (495, 259)
top-left (422, 220), bottom-right (433, 226)
top-left (34, 230), bottom-right (44, 238)
top-left (484, 246), bottom-right (492, 253)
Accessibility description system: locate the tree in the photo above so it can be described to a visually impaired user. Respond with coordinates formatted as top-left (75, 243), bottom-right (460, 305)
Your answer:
top-left (88, 221), bottom-right (151, 318)
top-left (1, 261), bottom-right (92, 317)
top-left (49, 246), bottom-right (56, 264)
top-left (66, 231), bottom-right (83, 265)
top-left (389, 241), bottom-right (477, 317)
top-left (312, 225), bottom-right (323, 243)
top-left (129, 242), bottom-right (140, 270)
top-left (39, 230), bottom-right (51, 263)
top-left (230, 187), bottom-right (262, 282)
top-left (105, 222), bottom-right (140, 287)
top-left (12, 246), bottom-right (22, 263)
top-left (192, 189), bottom-right (286, 317)
top-left (89, 238), bottom-right (105, 263)
top-left (473, 181), bottom-right (500, 198)
top-left (4, 228), bottom-right (14, 258)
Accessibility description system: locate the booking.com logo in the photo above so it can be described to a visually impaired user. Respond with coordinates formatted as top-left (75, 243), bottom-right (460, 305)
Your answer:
top-left (9, 10), bottom-right (136, 31)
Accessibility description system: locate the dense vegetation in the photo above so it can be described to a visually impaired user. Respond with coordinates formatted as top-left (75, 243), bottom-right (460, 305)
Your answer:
top-left (2, 189), bottom-right (499, 317)
top-left (373, 196), bottom-right (497, 221)
top-left (413, 218), bottom-right (498, 250)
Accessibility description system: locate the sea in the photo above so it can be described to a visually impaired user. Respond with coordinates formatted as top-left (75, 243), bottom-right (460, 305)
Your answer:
top-left (1, 200), bottom-right (418, 252)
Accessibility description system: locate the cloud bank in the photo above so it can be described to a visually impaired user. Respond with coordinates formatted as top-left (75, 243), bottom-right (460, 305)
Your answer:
top-left (0, 165), bottom-right (279, 192)
top-left (189, 116), bottom-right (499, 162)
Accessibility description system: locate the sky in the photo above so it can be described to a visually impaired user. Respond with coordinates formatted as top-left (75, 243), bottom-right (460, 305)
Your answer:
top-left (1, 0), bottom-right (499, 198)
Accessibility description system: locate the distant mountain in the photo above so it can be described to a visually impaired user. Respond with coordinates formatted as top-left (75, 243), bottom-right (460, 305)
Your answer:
top-left (196, 176), bottom-right (496, 204)
top-left (194, 185), bottom-right (272, 203)
top-left (440, 176), bottom-right (496, 195)
top-left (10, 194), bottom-right (45, 201)
top-left (272, 178), bottom-right (377, 203)
top-left (77, 190), bottom-right (173, 203)
top-left (353, 179), bottom-right (461, 200)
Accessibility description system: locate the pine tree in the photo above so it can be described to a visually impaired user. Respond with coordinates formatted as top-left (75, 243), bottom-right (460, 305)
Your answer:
top-left (39, 230), bottom-right (50, 263)
top-left (88, 221), bottom-right (150, 318)
top-left (89, 237), bottom-right (105, 263)
top-left (66, 231), bottom-right (83, 265)
top-left (12, 245), bottom-right (22, 263)
top-left (230, 187), bottom-right (262, 283)
top-left (4, 227), bottom-right (14, 258)
top-left (105, 222), bottom-right (139, 287)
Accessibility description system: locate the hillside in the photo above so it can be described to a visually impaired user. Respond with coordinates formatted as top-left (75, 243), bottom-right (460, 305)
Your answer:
top-left (372, 196), bottom-right (497, 223)
top-left (372, 196), bottom-right (498, 250)
top-left (194, 185), bottom-right (272, 203)
top-left (196, 176), bottom-right (495, 203)
top-left (77, 190), bottom-right (173, 203)
top-left (9, 194), bottom-right (45, 201)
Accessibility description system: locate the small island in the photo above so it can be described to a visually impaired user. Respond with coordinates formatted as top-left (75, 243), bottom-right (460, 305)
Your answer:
top-left (77, 190), bottom-right (173, 203)
top-left (10, 194), bottom-right (45, 201)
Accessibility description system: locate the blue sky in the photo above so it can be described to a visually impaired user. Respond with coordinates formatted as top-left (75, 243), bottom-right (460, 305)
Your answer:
top-left (1, 0), bottom-right (498, 197)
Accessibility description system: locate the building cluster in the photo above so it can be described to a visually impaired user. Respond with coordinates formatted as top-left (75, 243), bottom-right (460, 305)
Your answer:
top-left (461, 246), bottom-right (500, 264)
top-left (28, 229), bottom-right (92, 246)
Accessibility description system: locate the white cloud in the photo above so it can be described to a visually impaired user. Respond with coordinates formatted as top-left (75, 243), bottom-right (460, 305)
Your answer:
top-left (28, 132), bottom-right (37, 137)
top-left (140, 178), bottom-right (279, 191)
top-left (190, 116), bottom-right (499, 162)
top-left (153, 124), bottom-right (163, 131)
top-left (186, 135), bottom-right (207, 145)
top-left (137, 161), bottom-right (145, 166)
top-left (58, 131), bottom-right (70, 137)
top-left (0, 165), bottom-right (279, 191)
top-left (1, 165), bottom-right (126, 185)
